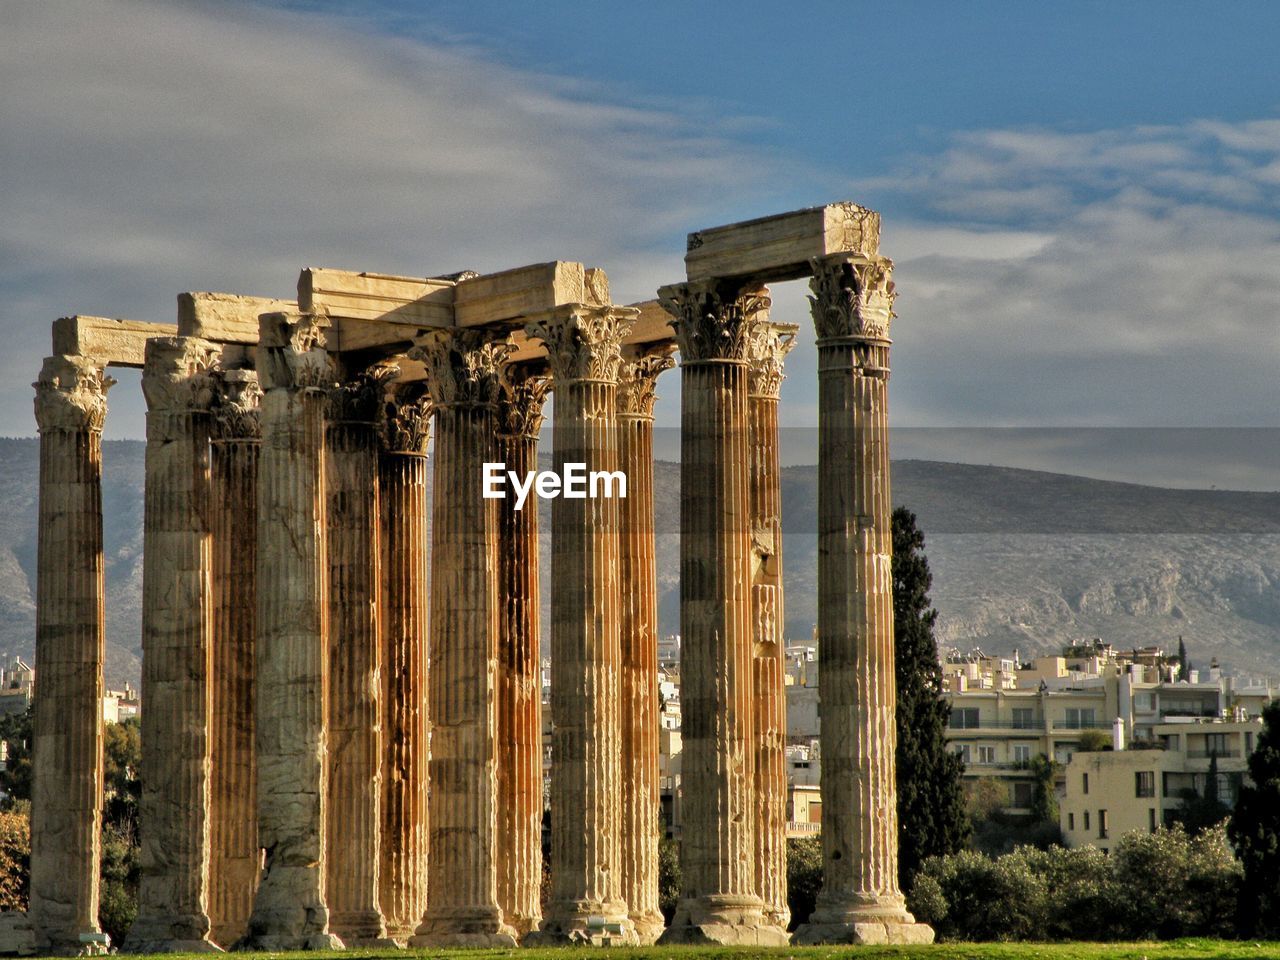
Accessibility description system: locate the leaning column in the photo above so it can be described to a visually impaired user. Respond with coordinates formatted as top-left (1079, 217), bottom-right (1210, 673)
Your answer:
top-left (30, 355), bottom-right (113, 954)
top-left (378, 382), bottom-right (433, 943)
top-left (410, 330), bottom-right (518, 948)
top-left (243, 312), bottom-right (343, 951)
top-left (208, 370), bottom-right (263, 947)
top-left (615, 345), bottom-right (675, 944)
top-left (794, 254), bottom-right (933, 945)
top-left (325, 366), bottom-right (395, 945)
top-left (494, 365), bottom-right (550, 937)
top-left (745, 320), bottom-right (796, 930)
top-left (525, 306), bottom-right (636, 945)
top-left (657, 282), bottom-right (787, 946)
top-left (125, 337), bottom-right (220, 954)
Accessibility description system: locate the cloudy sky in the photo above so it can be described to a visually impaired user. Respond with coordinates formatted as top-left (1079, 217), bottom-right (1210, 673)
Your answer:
top-left (4, 1), bottom-right (1280, 486)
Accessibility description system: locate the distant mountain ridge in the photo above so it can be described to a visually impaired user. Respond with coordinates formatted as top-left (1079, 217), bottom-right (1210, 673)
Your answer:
top-left (2, 437), bottom-right (1279, 685)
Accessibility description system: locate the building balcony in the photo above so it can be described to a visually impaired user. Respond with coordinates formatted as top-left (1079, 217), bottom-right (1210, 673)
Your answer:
top-left (1185, 748), bottom-right (1241, 759)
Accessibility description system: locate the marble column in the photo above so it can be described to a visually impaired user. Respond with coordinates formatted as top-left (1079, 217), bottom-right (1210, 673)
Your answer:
top-left (124, 337), bottom-right (219, 954)
top-left (325, 366), bottom-right (395, 945)
top-left (794, 254), bottom-right (933, 945)
top-left (378, 382), bottom-right (433, 944)
top-left (524, 306), bottom-right (636, 946)
top-left (494, 364), bottom-right (550, 937)
top-left (615, 345), bottom-right (675, 944)
top-left (30, 355), bottom-right (113, 954)
top-left (657, 281), bottom-right (787, 946)
top-left (410, 330), bottom-right (518, 948)
top-left (243, 312), bottom-right (343, 951)
top-left (745, 320), bottom-right (796, 930)
top-left (208, 370), bottom-right (262, 947)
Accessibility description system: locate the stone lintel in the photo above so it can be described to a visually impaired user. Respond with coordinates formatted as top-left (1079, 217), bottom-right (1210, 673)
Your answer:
top-left (684, 202), bottom-right (880, 284)
top-left (453, 261), bottom-right (587, 327)
top-left (51, 316), bottom-right (177, 369)
top-left (178, 292), bottom-right (296, 345)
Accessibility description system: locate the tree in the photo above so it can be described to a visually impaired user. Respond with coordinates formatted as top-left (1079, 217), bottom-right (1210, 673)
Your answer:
top-left (1228, 699), bottom-right (1280, 935)
top-left (0, 708), bottom-right (32, 808)
top-left (1174, 753), bottom-right (1230, 837)
top-left (1028, 753), bottom-right (1060, 825)
top-left (785, 837), bottom-right (823, 929)
top-left (892, 508), bottom-right (970, 890)
top-left (1178, 636), bottom-right (1192, 680)
top-left (103, 718), bottom-right (141, 831)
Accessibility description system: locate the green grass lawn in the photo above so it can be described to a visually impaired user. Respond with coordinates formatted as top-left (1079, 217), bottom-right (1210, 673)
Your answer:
top-left (105, 944), bottom-right (1280, 960)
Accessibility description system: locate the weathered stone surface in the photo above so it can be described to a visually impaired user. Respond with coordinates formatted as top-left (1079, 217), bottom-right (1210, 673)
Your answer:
top-left (30, 355), bottom-right (113, 953)
top-left (178, 292), bottom-right (296, 345)
top-left (746, 320), bottom-right (796, 930)
top-left (657, 285), bottom-right (787, 947)
top-left (50, 316), bottom-right (177, 368)
top-left (207, 370), bottom-right (262, 947)
top-left (0, 911), bottom-right (38, 955)
top-left (616, 345), bottom-right (675, 945)
top-left (454, 262), bottom-right (586, 327)
top-left (243, 313), bottom-right (342, 951)
top-left (410, 330), bottom-right (518, 948)
top-left (494, 365), bottom-right (549, 937)
top-left (794, 253), bottom-right (931, 945)
top-left (125, 336), bottom-right (220, 954)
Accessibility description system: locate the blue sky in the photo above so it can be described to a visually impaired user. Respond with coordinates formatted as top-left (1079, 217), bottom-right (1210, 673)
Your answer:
top-left (3, 1), bottom-right (1280, 482)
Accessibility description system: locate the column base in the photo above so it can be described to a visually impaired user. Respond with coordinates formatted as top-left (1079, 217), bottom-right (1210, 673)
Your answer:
top-left (328, 910), bottom-right (391, 946)
top-left (236, 933), bottom-right (345, 951)
top-left (123, 916), bottom-right (220, 955)
top-left (793, 893), bottom-right (935, 945)
top-left (120, 938), bottom-right (223, 955)
top-left (524, 903), bottom-right (636, 946)
top-left (409, 909), bottom-right (519, 948)
top-left (657, 895), bottom-right (789, 946)
top-left (629, 914), bottom-right (667, 945)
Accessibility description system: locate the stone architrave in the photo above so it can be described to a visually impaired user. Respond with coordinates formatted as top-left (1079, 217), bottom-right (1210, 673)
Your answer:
top-left (409, 330), bottom-right (518, 948)
top-left (524, 306), bottom-right (636, 946)
top-left (378, 381), bottom-right (433, 944)
top-left (494, 364), bottom-right (550, 937)
top-left (793, 254), bottom-right (933, 945)
top-left (242, 312), bottom-right (343, 951)
top-left (325, 365), bottom-right (397, 945)
top-left (656, 281), bottom-right (788, 946)
top-left (208, 370), bottom-right (263, 947)
top-left (745, 320), bottom-right (797, 930)
top-left (30, 355), bottom-right (114, 955)
top-left (125, 336), bottom-right (220, 954)
top-left (615, 345), bottom-right (675, 944)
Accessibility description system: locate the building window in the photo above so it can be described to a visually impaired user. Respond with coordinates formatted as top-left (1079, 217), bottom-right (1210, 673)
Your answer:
top-left (1013, 782), bottom-right (1033, 807)
top-left (808, 802), bottom-right (822, 824)
top-left (1098, 809), bottom-right (1109, 839)
top-left (951, 707), bottom-right (980, 729)
top-left (1205, 732), bottom-right (1229, 756)
top-left (1013, 744), bottom-right (1032, 764)
top-left (1084, 810), bottom-right (1091, 831)
top-left (1083, 772), bottom-right (1089, 795)
top-left (1135, 771), bottom-right (1155, 798)
top-left (1065, 707), bottom-right (1097, 729)
top-left (1012, 707), bottom-right (1035, 730)
top-left (1068, 812), bottom-right (1075, 831)
top-left (976, 745), bottom-right (996, 765)
top-left (1149, 808), bottom-right (1157, 832)
top-left (953, 744), bottom-right (972, 764)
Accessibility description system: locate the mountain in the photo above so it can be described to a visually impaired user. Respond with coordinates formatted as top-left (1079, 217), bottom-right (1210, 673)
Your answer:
top-left (2, 437), bottom-right (1279, 686)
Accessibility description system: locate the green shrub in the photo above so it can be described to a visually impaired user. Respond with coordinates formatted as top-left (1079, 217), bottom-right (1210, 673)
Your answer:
top-left (785, 837), bottom-right (822, 930)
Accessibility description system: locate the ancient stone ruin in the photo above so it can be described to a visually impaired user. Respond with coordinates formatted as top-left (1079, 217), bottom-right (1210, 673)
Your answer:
top-left (25, 203), bottom-right (933, 952)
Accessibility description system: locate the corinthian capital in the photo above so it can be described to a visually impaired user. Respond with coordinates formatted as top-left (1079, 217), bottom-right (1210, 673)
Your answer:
top-left (381, 380), bottom-right (432, 454)
top-left (210, 368), bottom-right (263, 441)
top-left (257, 311), bottom-right (334, 391)
top-left (141, 337), bottom-right (218, 414)
top-left (411, 329), bottom-right (510, 409)
top-left (658, 280), bottom-right (770, 362)
top-left (617, 345), bottom-right (676, 419)
top-left (745, 322), bottom-right (798, 399)
top-left (808, 254), bottom-right (895, 342)
top-left (498, 363), bottom-right (551, 440)
top-left (525, 306), bottom-right (634, 384)
top-left (33, 354), bottom-right (115, 434)
top-left (328, 362), bottom-right (398, 425)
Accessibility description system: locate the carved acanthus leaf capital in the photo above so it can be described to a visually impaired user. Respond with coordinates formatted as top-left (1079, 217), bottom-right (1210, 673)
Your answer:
top-left (745, 322), bottom-right (798, 399)
top-left (141, 337), bottom-right (218, 414)
top-left (498, 364), bottom-right (551, 439)
top-left (257, 311), bottom-right (334, 391)
top-left (381, 380), bottom-right (432, 454)
top-left (525, 306), bottom-right (633, 384)
top-left (33, 354), bottom-right (115, 434)
top-left (617, 345), bottom-right (676, 418)
top-left (808, 254), bottom-right (895, 342)
top-left (410, 329), bottom-right (510, 409)
top-left (210, 369), bottom-right (263, 441)
top-left (329, 362), bottom-right (399, 424)
top-left (658, 280), bottom-right (771, 362)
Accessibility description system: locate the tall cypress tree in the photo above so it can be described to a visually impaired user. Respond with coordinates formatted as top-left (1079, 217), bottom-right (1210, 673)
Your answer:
top-left (1228, 699), bottom-right (1280, 935)
top-left (892, 507), bottom-right (970, 889)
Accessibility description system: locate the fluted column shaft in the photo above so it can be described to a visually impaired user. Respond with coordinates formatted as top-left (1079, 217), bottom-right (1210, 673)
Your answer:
top-left (747, 323), bottom-right (795, 930)
top-left (325, 369), bottom-right (392, 944)
top-left (378, 385), bottom-right (432, 943)
top-left (616, 349), bottom-right (674, 944)
top-left (796, 255), bottom-right (931, 945)
top-left (244, 312), bottom-right (342, 951)
top-left (208, 371), bottom-right (261, 947)
top-left (127, 337), bottom-right (218, 953)
top-left (495, 370), bottom-right (548, 936)
top-left (30, 355), bottom-right (112, 953)
top-left (411, 331), bottom-right (518, 948)
top-left (525, 308), bottom-right (634, 945)
top-left (657, 283), bottom-right (785, 946)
